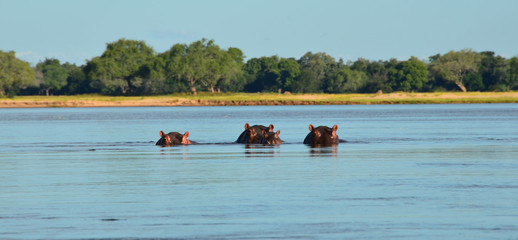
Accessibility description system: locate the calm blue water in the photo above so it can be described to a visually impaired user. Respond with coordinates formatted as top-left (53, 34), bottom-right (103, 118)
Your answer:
top-left (1, 104), bottom-right (518, 239)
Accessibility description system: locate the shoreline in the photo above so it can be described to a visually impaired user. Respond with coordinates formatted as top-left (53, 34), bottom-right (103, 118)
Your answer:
top-left (1, 92), bottom-right (517, 108)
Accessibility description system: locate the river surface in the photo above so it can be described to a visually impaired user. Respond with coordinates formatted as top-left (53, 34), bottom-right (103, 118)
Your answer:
top-left (1, 104), bottom-right (518, 239)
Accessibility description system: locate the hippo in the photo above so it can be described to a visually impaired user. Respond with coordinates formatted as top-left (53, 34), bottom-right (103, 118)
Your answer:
top-left (236, 123), bottom-right (274, 144)
top-left (156, 131), bottom-right (192, 146)
top-left (264, 130), bottom-right (283, 144)
top-left (303, 124), bottom-right (339, 146)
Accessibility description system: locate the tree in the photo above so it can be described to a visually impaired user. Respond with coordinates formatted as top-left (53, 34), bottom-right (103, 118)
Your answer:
top-left (430, 49), bottom-right (481, 92)
top-left (463, 72), bottom-right (485, 91)
top-left (278, 58), bottom-right (300, 92)
top-left (158, 43), bottom-right (188, 93)
top-left (507, 57), bottom-right (518, 91)
top-left (293, 52), bottom-right (335, 93)
top-left (200, 42), bottom-right (222, 93)
top-left (216, 47), bottom-right (245, 92)
top-left (0, 50), bottom-right (34, 97)
top-left (324, 68), bottom-right (368, 93)
top-left (244, 56), bottom-right (281, 92)
top-left (201, 44), bottom-right (244, 93)
top-left (361, 59), bottom-right (397, 93)
top-left (86, 39), bottom-right (155, 95)
top-left (390, 57), bottom-right (428, 92)
top-left (136, 59), bottom-right (165, 95)
top-left (478, 51), bottom-right (507, 91)
top-left (35, 58), bottom-right (69, 96)
top-left (350, 58), bottom-right (370, 73)
top-left (243, 57), bottom-right (262, 92)
top-left (176, 38), bottom-right (216, 95)
top-left (60, 63), bottom-right (89, 95)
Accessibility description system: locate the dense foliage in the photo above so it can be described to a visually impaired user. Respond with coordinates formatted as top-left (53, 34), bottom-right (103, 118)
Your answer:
top-left (2, 38), bottom-right (518, 96)
top-left (0, 50), bottom-right (34, 97)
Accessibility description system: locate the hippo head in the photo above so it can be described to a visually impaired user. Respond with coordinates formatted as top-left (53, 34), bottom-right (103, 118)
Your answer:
top-left (264, 130), bottom-right (282, 144)
top-left (236, 123), bottom-right (274, 144)
top-left (303, 124), bottom-right (339, 146)
top-left (156, 131), bottom-right (191, 146)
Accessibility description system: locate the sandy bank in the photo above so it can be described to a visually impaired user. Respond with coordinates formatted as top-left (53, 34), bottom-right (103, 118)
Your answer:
top-left (1, 92), bottom-right (517, 108)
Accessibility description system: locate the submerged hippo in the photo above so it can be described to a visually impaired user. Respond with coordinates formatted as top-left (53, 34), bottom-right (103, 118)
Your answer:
top-left (264, 130), bottom-right (283, 144)
top-left (156, 131), bottom-right (192, 146)
top-left (236, 123), bottom-right (275, 144)
top-left (303, 124), bottom-right (339, 146)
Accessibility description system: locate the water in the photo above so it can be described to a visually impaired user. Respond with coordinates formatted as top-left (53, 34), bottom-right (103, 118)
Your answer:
top-left (1, 104), bottom-right (517, 239)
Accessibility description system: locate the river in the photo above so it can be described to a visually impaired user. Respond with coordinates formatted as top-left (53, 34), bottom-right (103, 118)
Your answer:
top-left (1, 104), bottom-right (517, 239)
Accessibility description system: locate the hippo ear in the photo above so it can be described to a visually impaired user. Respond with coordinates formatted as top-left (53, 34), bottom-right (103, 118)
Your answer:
top-left (245, 123), bottom-right (250, 129)
top-left (275, 130), bottom-right (280, 137)
top-left (182, 132), bottom-right (191, 144)
top-left (333, 125), bottom-right (338, 131)
top-left (269, 124), bottom-right (274, 132)
top-left (160, 131), bottom-right (166, 138)
top-left (309, 124), bottom-right (314, 132)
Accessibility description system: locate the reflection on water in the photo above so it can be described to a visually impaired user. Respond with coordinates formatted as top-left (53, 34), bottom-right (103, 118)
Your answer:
top-left (156, 143), bottom-right (336, 158)
top-left (1, 104), bottom-right (518, 239)
top-left (159, 144), bottom-right (190, 160)
top-left (309, 145), bottom-right (338, 158)
top-left (244, 144), bottom-right (281, 158)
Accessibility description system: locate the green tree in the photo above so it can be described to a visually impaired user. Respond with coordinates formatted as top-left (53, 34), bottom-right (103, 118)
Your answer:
top-left (278, 58), bottom-right (300, 92)
top-left (86, 39), bottom-right (155, 95)
top-left (362, 59), bottom-right (397, 93)
top-left (325, 68), bottom-right (368, 93)
top-left (0, 50), bottom-right (34, 97)
top-left (201, 42), bottom-right (223, 93)
top-left (176, 38), bottom-right (219, 95)
top-left (390, 57), bottom-right (428, 92)
top-left (136, 59), bottom-right (165, 95)
top-left (430, 49), bottom-right (481, 92)
top-left (60, 63), bottom-right (89, 95)
top-left (478, 51), bottom-right (508, 91)
top-left (216, 47), bottom-right (245, 92)
top-left (244, 56), bottom-right (281, 92)
top-left (350, 58), bottom-right (370, 73)
top-left (463, 72), bottom-right (485, 91)
top-left (294, 52), bottom-right (335, 93)
top-left (427, 54), bottom-right (452, 91)
top-left (35, 58), bottom-right (69, 96)
top-left (243, 57), bottom-right (262, 92)
top-left (158, 43), bottom-right (189, 93)
top-left (201, 44), bottom-right (244, 93)
top-left (507, 57), bottom-right (518, 91)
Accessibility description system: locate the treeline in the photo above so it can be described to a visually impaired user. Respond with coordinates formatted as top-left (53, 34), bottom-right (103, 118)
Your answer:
top-left (1, 38), bottom-right (518, 97)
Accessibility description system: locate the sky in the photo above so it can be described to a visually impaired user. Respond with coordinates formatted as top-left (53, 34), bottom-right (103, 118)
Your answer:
top-left (1, 0), bottom-right (517, 66)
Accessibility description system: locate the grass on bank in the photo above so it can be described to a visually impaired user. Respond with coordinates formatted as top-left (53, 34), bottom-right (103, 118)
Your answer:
top-left (183, 91), bottom-right (518, 104)
top-left (1, 92), bottom-right (518, 106)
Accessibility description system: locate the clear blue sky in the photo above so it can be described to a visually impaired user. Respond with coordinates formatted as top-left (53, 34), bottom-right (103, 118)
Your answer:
top-left (1, 0), bottom-right (517, 66)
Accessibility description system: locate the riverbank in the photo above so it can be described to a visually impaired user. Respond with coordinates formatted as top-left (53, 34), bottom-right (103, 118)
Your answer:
top-left (1, 92), bottom-right (518, 108)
